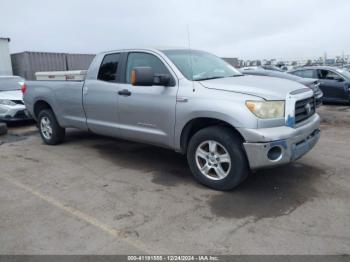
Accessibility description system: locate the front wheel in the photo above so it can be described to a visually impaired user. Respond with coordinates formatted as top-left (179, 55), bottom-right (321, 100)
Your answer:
top-left (38, 109), bottom-right (65, 145)
top-left (187, 126), bottom-right (249, 191)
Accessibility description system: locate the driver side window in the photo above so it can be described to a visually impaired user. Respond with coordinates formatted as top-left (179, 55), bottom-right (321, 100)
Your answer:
top-left (125, 52), bottom-right (170, 84)
top-left (317, 70), bottom-right (343, 81)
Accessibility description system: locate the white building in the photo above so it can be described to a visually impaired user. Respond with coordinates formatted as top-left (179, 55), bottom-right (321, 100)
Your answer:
top-left (0, 37), bottom-right (13, 75)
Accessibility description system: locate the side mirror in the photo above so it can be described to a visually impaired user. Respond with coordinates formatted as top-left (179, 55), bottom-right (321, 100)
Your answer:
top-left (131, 67), bottom-right (154, 86)
top-left (130, 67), bottom-right (173, 86)
top-left (336, 77), bottom-right (344, 82)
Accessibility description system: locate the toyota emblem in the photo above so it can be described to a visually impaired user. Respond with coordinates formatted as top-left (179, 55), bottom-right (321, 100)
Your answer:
top-left (305, 103), bottom-right (311, 115)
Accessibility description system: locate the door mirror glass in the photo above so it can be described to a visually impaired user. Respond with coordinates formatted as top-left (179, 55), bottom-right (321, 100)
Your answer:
top-left (154, 74), bottom-right (171, 86)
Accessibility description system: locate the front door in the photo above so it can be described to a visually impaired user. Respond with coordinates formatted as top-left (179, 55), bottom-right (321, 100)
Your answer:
top-left (117, 51), bottom-right (178, 148)
top-left (317, 69), bottom-right (347, 102)
top-left (83, 53), bottom-right (121, 137)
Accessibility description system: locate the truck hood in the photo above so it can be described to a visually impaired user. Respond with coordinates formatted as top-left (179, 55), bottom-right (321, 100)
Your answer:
top-left (199, 75), bottom-right (308, 100)
top-left (0, 90), bottom-right (23, 101)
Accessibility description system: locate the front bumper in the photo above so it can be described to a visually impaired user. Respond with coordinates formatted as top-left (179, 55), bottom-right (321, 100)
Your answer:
top-left (239, 113), bottom-right (321, 169)
top-left (0, 105), bottom-right (33, 122)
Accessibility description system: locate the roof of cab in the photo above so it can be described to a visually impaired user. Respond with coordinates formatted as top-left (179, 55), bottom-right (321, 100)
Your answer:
top-left (98, 47), bottom-right (190, 55)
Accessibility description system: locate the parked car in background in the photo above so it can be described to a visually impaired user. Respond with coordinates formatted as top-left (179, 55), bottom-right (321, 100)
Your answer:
top-left (289, 66), bottom-right (350, 103)
top-left (261, 65), bottom-right (285, 72)
top-left (0, 76), bottom-right (32, 122)
top-left (241, 67), bottom-right (323, 107)
top-left (242, 65), bottom-right (284, 72)
top-left (23, 48), bottom-right (320, 191)
top-left (341, 65), bottom-right (350, 72)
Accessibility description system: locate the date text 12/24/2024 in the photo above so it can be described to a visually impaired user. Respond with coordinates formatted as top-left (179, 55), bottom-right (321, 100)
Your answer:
top-left (127, 255), bottom-right (219, 261)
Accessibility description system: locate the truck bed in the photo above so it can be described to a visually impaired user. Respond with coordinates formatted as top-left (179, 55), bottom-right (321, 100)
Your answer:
top-left (25, 80), bottom-right (87, 130)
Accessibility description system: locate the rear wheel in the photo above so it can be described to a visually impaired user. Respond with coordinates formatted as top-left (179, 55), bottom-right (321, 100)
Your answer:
top-left (0, 122), bottom-right (8, 136)
top-left (187, 126), bottom-right (249, 191)
top-left (38, 109), bottom-right (65, 145)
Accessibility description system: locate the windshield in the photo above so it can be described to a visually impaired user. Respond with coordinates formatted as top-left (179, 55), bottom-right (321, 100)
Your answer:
top-left (163, 49), bottom-right (242, 81)
top-left (336, 69), bottom-right (350, 79)
top-left (0, 77), bottom-right (23, 91)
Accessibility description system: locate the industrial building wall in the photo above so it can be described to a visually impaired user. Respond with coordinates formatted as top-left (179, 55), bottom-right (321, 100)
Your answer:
top-left (66, 53), bottom-right (95, 70)
top-left (11, 52), bottom-right (66, 80)
top-left (11, 52), bottom-right (95, 80)
top-left (0, 38), bottom-right (13, 75)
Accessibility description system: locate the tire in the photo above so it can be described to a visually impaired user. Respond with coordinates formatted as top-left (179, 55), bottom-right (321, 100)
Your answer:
top-left (187, 126), bottom-right (249, 191)
top-left (38, 109), bottom-right (65, 145)
top-left (0, 122), bottom-right (8, 136)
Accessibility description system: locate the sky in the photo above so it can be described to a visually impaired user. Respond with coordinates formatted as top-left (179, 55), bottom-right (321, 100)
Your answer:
top-left (1, 0), bottom-right (350, 60)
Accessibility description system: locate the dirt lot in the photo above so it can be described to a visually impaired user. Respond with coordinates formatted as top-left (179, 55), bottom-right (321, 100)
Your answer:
top-left (0, 105), bottom-right (349, 255)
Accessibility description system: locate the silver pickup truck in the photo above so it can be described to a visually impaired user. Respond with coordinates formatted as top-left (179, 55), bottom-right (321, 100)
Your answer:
top-left (23, 48), bottom-right (320, 190)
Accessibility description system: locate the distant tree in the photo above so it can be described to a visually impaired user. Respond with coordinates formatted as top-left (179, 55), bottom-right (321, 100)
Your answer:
top-left (276, 61), bottom-right (285, 68)
top-left (305, 59), bottom-right (312, 66)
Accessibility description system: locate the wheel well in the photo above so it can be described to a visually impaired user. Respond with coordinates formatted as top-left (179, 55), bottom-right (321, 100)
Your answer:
top-left (180, 117), bottom-right (243, 154)
top-left (34, 100), bottom-right (52, 118)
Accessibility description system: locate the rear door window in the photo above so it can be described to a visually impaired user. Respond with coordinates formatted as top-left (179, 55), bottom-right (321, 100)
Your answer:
top-left (98, 53), bottom-right (121, 82)
top-left (293, 69), bottom-right (314, 78)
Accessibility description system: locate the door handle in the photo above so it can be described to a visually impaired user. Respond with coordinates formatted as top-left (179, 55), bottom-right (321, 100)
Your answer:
top-left (118, 89), bottom-right (131, 96)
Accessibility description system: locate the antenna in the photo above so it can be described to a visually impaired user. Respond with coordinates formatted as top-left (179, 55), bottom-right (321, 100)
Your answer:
top-left (187, 24), bottom-right (195, 92)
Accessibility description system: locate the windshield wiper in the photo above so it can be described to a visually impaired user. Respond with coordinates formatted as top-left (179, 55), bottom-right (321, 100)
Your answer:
top-left (195, 74), bottom-right (244, 81)
top-left (194, 76), bottom-right (225, 81)
top-left (229, 74), bottom-right (244, 77)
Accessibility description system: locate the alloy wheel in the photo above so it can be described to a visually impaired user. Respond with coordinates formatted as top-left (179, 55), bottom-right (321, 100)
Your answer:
top-left (40, 116), bottom-right (53, 140)
top-left (195, 140), bottom-right (231, 180)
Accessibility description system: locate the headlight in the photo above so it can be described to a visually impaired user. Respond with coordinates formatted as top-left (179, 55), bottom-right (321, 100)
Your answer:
top-left (0, 99), bottom-right (16, 106)
top-left (246, 100), bottom-right (285, 119)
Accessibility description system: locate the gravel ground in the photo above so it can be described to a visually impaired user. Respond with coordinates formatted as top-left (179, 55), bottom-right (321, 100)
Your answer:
top-left (0, 105), bottom-right (349, 255)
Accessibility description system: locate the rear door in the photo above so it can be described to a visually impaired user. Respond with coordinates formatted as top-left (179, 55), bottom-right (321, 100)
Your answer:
top-left (83, 53), bottom-right (121, 137)
top-left (316, 69), bottom-right (347, 102)
top-left (117, 51), bottom-right (178, 148)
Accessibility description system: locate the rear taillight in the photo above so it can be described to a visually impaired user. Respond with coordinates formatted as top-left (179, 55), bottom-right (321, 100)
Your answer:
top-left (21, 83), bottom-right (27, 94)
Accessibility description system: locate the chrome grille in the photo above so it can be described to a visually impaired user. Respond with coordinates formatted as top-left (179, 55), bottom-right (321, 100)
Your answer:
top-left (295, 96), bottom-right (316, 124)
top-left (12, 100), bottom-right (24, 105)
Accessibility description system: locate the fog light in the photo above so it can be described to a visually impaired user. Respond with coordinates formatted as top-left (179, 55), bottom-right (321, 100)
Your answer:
top-left (267, 146), bottom-right (282, 161)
